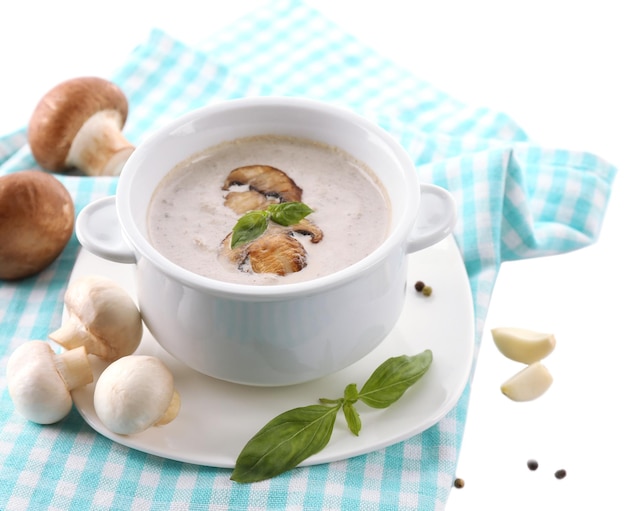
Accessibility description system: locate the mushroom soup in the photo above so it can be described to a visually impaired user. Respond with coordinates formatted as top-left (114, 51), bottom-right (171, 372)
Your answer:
top-left (147, 135), bottom-right (391, 284)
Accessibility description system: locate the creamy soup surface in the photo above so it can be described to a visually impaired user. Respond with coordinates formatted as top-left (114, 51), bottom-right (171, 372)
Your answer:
top-left (147, 135), bottom-right (390, 285)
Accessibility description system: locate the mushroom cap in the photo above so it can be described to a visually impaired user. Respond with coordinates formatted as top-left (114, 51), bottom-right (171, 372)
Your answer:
top-left (247, 230), bottom-right (307, 275)
top-left (93, 355), bottom-right (176, 435)
top-left (6, 341), bottom-right (73, 424)
top-left (28, 76), bottom-right (129, 171)
top-left (0, 170), bottom-right (75, 280)
top-left (222, 165), bottom-right (303, 203)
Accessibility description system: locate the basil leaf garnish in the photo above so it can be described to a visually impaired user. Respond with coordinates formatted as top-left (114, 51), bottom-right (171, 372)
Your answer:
top-left (358, 351), bottom-right (433, 409)
top-left (231, 350), bottom-right (433, 483)
top-left (229, 201), bottom-right (314, 248)
top-left (231, 404), bottom-right (340, 483)
top-left (266, 202), bottom-right (314, 226)
top-left (343, 383), bottom-right (359, 404)
top-left (342, 402), bottom-right (362, 436)
top-left (230, 210), bottom-right (270, 248)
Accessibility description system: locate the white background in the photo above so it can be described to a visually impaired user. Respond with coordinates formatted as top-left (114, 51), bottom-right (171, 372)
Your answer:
top-left (1, 1), bottom-right (624, 509)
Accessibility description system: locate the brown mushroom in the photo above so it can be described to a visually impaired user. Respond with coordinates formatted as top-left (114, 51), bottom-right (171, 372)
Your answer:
top-left (223, 190), bottom-right (278, 214)
top-left (221, 229), bottom-right (307, 276)
top-left (28, 76), bottom-right (134, 176)
top-left (220, 232), bottom-right (246, 267)
top-left (222, 165), bottom-right (302, 203)
top-left (247, 231), bottom-right (307, 275)
top-left (0, 170), bottom-right (75, 280)
top-left (290, 218), bottom-right (324, 243)
top-left (220, 165), bottom-right (322, 276)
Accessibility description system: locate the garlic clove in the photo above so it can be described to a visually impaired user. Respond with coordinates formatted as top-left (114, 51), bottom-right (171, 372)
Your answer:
top-left (501, 362), bottom-right (553, 402)
top-left (491, 327), bottom-right (556, 364)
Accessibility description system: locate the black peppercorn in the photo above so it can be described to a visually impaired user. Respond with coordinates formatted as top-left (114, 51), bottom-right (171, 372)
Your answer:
top-left (414, 281), bottom-right (425, 292)
top-left (527, 459), bottom-right (539, 471)
top-left (554, 469), bottom-right (567, 479)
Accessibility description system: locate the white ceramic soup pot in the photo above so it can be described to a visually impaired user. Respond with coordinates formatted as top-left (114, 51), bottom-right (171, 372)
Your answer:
top-left (76, 97), bottom-right (456, 386)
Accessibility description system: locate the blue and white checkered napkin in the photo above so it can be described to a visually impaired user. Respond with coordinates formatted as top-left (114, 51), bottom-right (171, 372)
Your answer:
top-left (0, 1), bottom-right (616, 510)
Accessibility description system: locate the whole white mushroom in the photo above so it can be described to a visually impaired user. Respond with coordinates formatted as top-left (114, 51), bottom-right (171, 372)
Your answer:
top-left (7, 341), bottom-right (93, 424)
top-left (93, 355), bottom-right (180, 435)
top-left (49, 274), bottom-right (143, 361)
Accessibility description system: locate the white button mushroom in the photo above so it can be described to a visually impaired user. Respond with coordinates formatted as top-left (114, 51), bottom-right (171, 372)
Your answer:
top-left (0, 170), bottom-right (75, 280)
top-left (93, 355), bottom-right (181, 435)
top-left (28, 76), bottom-right (134, 176)
top-left (7, 341), bottom-right (93, 424)
top-left (49, 275), bottom-right (143, 361)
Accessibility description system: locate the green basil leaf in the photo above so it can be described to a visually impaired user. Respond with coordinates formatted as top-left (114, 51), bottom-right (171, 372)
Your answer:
top-left (343, 383), bottom-right (359, 404)
top-left (342, 402), bottom-right (362, 436)
top-left (231, 351), bottom-right (435, 483)
top-left (358, 350), bottom-right (433, 409)
top-left (230, 210), bottom-right (270, 248)
top-left (266, 202), bottom-right (314, 226)
top-left (231, 404), bottom-right (340, 483)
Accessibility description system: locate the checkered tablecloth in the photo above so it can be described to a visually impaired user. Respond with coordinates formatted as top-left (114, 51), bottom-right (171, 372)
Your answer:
top-left (0, 1), bottom-right (616, 509)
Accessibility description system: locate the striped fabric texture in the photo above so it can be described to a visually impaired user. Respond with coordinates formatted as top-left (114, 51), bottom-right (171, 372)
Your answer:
top-left (0, 1), bottom-right (616, 510)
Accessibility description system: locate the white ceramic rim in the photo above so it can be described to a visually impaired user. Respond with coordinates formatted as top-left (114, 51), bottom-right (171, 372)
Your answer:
top-left (116, 96), bottom-right (421, 299)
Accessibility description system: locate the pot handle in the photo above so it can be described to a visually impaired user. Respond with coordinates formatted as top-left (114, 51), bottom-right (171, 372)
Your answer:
top-left (75, 195), bottom-right (137, 264)
top-left (406, 183), bottom-right (457, 253)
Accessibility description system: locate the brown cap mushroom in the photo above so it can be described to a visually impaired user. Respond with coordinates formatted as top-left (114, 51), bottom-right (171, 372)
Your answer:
top-left (290, 218), bottom-right (324, 243)
top-left (221, 229), bottom-right (308, 276)
top-left (224, 190), bottom-right (278, 215)
top-left (222, 165), bottom-right (303, 204)
top-left (28, 76), bottom-right (134, 176)
top-left (0, 170), bottom-right (75, 280)
top-left (246, 230), bottom-right (308, 275)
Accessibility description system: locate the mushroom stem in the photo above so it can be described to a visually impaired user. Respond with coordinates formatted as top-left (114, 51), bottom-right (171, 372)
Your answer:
top-left (66, 110), bottom-right (134, 176)
top-left (103, 146), bottom-right (135, 176)
top-left (54, 346), bottom-right (93, 390)
top-left (154, 390), bottom-right (181, 427)
top-left (49, 318), bottom-right (93, 351)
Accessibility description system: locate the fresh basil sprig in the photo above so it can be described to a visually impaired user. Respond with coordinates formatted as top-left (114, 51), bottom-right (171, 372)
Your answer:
top-left (266, 202), bottom-right (314, 226)
top-left (230, 404), bottom-right (339, 483)
top-left (231, 350), bottom-right (433, 483)
top-left (230, 201), bottom-right (314, 249)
